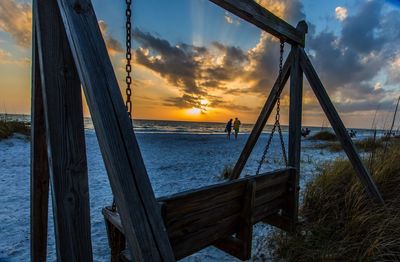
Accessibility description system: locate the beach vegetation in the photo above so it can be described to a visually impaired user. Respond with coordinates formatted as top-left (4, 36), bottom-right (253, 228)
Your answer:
top-left (309, 131), bottom-right (337, 141)
top-left (0, 120), bottom-right (30, 140)
top-left (260, 140), bottom-right (400, 261)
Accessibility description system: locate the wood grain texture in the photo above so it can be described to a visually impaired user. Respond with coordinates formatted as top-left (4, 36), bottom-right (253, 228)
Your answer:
top-left (230, 51), bottom-right (293, 179)
top-left (299, 48), bottom-right (384, 204)
top-left (34, 0), bottom-right (93, 260)
top-left (209, 0), bottom-right (305, 46)
top-left (103, 169), bottom-right (293, 260)
top-left (55, 0), bottom-right (175, 260)
top-left (30, 28), bottom-right (50, 262)
top-left (287, 44), bottom-right (303, 231)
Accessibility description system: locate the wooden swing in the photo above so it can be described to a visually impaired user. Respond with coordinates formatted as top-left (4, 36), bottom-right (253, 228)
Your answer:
top-left (31, 0), bottom-right (384, 261)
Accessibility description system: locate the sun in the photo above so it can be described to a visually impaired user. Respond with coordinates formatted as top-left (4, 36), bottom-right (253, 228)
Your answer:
top-left (187, 107), bottom-right (202, 115)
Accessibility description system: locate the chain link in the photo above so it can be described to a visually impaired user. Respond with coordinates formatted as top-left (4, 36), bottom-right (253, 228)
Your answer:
top-left (256, 40), bottom-right (287, 175)
top-left (112, 0), bottom-right (133, 212)
top-left (125, 0), bottom-right (133, 120)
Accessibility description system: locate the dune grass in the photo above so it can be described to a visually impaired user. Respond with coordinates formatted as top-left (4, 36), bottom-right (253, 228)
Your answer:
top-left (220, 165), bottom-right (235, 180)
top-left (312, 137), bottom-right (384, 153)
top-left (263, 140), bottom-right (400, 261)
top-left (0, 120), bottom-right (30, 140)
top-left (309, 130), bottom-right (337, 141)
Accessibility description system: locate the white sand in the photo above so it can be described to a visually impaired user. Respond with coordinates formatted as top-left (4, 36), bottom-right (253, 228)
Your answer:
top-left (0, 129), bottom-right (346, 261)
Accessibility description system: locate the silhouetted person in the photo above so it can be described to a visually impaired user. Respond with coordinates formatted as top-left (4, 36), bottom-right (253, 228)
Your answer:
top-left (301, 127), bottom-right (311, 138)
top-left (233, 117), bottom-right (241, 139)
top-left (225, 119), bottom-right (233, 139)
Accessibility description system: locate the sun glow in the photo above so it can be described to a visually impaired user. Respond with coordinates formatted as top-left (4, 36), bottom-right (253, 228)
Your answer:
top-left (187, 107), bottom-right (202, 115)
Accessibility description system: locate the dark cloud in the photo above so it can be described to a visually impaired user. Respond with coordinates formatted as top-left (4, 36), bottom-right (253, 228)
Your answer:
top-left (307, 0), bottom-right (400, 113)
top-left (133, 0), bottom-right (399, 116)
top-left (98, 21), bottom-right (123, 56)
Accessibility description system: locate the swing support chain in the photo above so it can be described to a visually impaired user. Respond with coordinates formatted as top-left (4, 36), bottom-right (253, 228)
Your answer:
top-left (256, 40), bottom-right (287, 175)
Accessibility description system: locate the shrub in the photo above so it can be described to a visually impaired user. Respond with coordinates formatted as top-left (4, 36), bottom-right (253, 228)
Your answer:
top-left (261, 141), bottom-right (400, 261)
top-left (309, 131), bottom-right (337, 141)
top-left (0, 120), bottom-right (30, 140)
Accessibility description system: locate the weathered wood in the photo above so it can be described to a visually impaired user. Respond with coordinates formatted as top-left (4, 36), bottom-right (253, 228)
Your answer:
top-left (209, 0), bottom-right (305, 46)
top-left (104, 209), bottom-right (126, 262)
top-left (104, 169), bottom-right (292, 260)
top-left (34, 0), bottom-right (93, 260)
top-left (236, 179), bottom-right (256, 260)
top-left (287, 33), bottom-right (304, 230)
top-left (299, 48), bottom-right (384, 204)
top-left (231, 52), bottom-right (293, 179)
top-left (30, 28), bottom-right (49, 262)
top-left (55, 0), bottom-right (175, 260)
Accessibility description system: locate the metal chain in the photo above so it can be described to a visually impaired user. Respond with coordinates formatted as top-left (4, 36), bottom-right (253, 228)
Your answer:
top-left (125, 0), bottom-right (133, 120)
top-left (256, 40), bottom-right (287, 175)
top-left (277, 40), bottom-right (288, 166)
top-left (112, 0), bottom-right (133, 212)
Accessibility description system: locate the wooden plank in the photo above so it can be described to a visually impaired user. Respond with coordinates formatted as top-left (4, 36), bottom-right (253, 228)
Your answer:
top-left (30, 27), bottom-right (49, 262)
top-left (209, 0), bottom-right (305, 46)
top-left (230, 52), bottom-right (293, 179)
top-left (103, 170), bottom-right (292, 260)
top-left (103, 208), bottom-right (126, 262)
top-left (172, 214), bottom-right (241, 259)
top-left (299, 48), bottom-right (384, 204)
top-left (236, 180), bottom-right (256, 260)
top-left (287, 27), bottom-right (305, 230)
top-left (55, 1), bottom-right (175, 260)
top-left (34, 0), bottom-right (93, 260)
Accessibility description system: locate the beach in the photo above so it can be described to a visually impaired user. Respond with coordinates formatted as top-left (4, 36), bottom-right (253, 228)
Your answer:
top-left (0, 119), bottom-right (374, 261)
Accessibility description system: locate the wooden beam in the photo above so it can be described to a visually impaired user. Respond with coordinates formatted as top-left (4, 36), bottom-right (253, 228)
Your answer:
top-left (34, 0), bottom-right (93, 260)
top-left (209, 0), bottom-right (305, 46)
top-left (30, 27), bottom-right (49, 262)
top-left (299, 48), bottom-right (384, 204)
top-left (286, 22), bottom-right (307, 231)
top-left (230, 51), bottom-right (293, 180)
top-left (55, 0), bottom-right (175, 260)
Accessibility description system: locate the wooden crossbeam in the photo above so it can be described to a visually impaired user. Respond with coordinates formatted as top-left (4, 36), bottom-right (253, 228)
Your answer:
top-left (30, 29), bottom-right (49, 262)
top-left (55, 0), bottom-right (175, 260)
top-left (299, 48), bottom-right (384, 204)
top-left (230, 51), bottom-right (293, 180)
top-left (34, 0), bottom-right (93, 260)
top-left (209, 0), bottom-right (305, 46)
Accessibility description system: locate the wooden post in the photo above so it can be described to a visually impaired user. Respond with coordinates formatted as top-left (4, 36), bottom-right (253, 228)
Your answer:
top-left (214, 179), bottom-right (256, 260)
top-left (236, 179), bottom-right (256, 260)
top-left (34, 0), bottom-right (93, 260)
top-left (299, 48), bottom-right (384, 204)
top-left (287, 21), bottom-right (307, 231)
top-left (231, 51), bottom-right (293, 179)
top-left (31, 28), bottom-right (49, 262)
top-left (55, 0), bottom-right (175, 260)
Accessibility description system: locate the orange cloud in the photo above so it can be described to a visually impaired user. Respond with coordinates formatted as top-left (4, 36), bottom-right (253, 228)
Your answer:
top-left (98, 20), bottom-right (123, 56)
top-left (0, 0), bottom-right (32, 47)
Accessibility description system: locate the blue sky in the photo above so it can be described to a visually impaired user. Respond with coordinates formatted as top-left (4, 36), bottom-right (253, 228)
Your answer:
top-left (0, 0), bottom-right (399, 128)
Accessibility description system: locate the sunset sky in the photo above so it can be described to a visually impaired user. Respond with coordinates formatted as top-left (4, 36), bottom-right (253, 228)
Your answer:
top-left (0, 0), bottom-right (400, 128)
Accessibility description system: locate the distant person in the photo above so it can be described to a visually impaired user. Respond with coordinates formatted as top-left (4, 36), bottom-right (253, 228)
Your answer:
top-left (233, 117), bottom-right (241, 139)
top-left (301, 127), bottom-right (311, 138)
top-left (225, 119), bottom-right (233, 139)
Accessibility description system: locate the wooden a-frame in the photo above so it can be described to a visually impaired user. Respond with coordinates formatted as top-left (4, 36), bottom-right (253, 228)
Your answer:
top-left (31, 0), bottom-right (384, 261)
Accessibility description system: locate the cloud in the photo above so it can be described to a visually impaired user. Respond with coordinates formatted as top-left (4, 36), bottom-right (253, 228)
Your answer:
top-left (0, 0), bottom-right (32, 47)
top-left (98, 20), bottom-right (123, 56)
top-left (335, 7), bottom-right (348, 21)
top-left (224, 12), bottom-right (240, 25)
top-left (133, 0), bottom-right (399, 118)
top-left (307, 0), bottom-right (400, 114)
top-left (0, 48), bottom-right (30, 66)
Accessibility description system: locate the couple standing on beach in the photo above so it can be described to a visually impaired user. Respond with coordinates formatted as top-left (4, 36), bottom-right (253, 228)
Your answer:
top-left (225, 118), bottom-right (241, 140)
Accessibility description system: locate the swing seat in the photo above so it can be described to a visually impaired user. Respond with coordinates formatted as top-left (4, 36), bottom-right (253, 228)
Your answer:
top-left (103, 167), bottom-right (296, 261)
